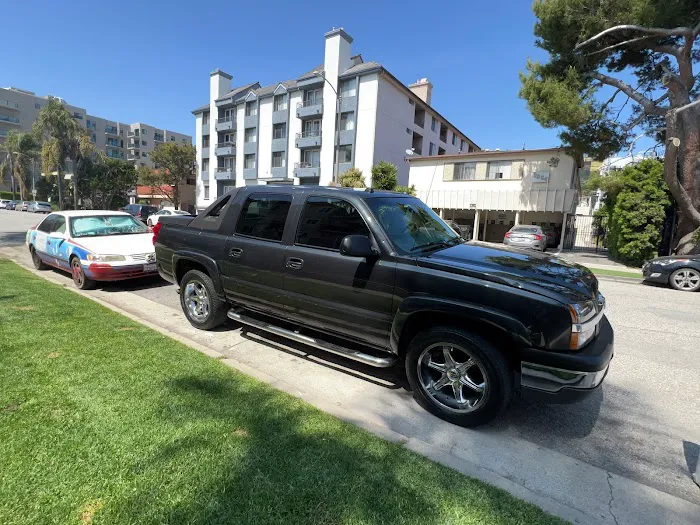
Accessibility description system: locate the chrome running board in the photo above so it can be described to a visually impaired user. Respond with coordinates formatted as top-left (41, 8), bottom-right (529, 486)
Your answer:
top-left (227, 309), bottom-right (396, 368)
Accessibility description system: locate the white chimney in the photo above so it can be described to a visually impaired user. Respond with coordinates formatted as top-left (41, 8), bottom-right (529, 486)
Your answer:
top-left (210, 69), bottom-right (232, 100)
top-left (408, 78), bottom-right (433, 105)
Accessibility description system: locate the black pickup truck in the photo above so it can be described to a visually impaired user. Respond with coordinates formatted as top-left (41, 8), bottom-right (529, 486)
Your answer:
top-left (155, 186), bottom-right (613, 427)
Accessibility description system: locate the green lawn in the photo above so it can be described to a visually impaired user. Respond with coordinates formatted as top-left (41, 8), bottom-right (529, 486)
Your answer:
top-left (0, 259), bottom-right (566, 525)
top-left (589, 267), bottom-right (643, 279)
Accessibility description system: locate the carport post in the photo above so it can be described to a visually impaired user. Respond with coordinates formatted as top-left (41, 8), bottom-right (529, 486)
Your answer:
top-left (482, 210), bottom-right (489, 241)
top-left (473, 210), bottom-right (480, 241)
top-left (515, 211), bottom-right (521, 225)
top-left (558, 212), bottom-right (568, 251)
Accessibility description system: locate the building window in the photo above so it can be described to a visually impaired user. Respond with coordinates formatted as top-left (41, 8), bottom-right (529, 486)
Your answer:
top-left (413, 108), bottom-right (425, 127)
top-left (244, 153), bottom-right (256, 169)
top-left (90, 133), bottom-right (96, 143)
top-left (339, 79), bottom-right (357, 98)
top-left (339, 112), bottom-right (355, 131)
top-left (222, 132), bottom-right (235, 144)
top-left (301, 149), bottom-right (321, 167)
top-left (202, 158), bottom-right (209, 171)
top-left (142, 152), bottom-right (148, 158)
top-left (337, 145), bottom-right (352, 163)
top-left (218, 156), bottom-right (234, 169)
top-left (406, 128), bottom-right (411, 134)
top-left (235, 194), bottom-right (293, 242)
top-left (73, 112), bottom-right (83, 119)
top-left (182, 138), bottom-right (187, 144)
top-left (487, 160), bottom-right (521, 180)
top-left (202, 136), bottom-right (210, 148)
top-left (431, 116), bottom-right (437, 132)
top-left (273, 94), bottom-right (287, 112)
top-left (454, 162), bottom-right (477, 180)
top-left (452, 134), bottom-right (458, 146)
top-left (303, 120), bottom-right (321, 136)
top-left (439, 124), bottom-right (447, 143)
top-left (409, 98), bottom-right (415, 106)
top-left (461, 139), bottom-right (466, 152)
top-left (170, 136), bottom-right (175, 141)
top-left (203, 112), bottom-right (209, 125)
top-left (244, 127), bottom-right (257, 143)
top-left (272, 123), bottom-right (286, 140)
top-left (272, 151), bottom-right (286, 168)
top-left (141, 129), bottom-right (147, 136)
top-left (204, 185), bottom-right (210, 200)
top-left (35, 103), bottom-right (40, 109)
top-left (154, 132), bottom-right (164, 141)
top-left (429, 142), bottom-right (437, 156)
top-left (245, 101), bottom-right (257, 117)
top-left (141, 140), bottom-right (147, 146)
top-left (304, 89), bottom-right (322, 106)
top-left (296, 197), bottom-right (370, 250)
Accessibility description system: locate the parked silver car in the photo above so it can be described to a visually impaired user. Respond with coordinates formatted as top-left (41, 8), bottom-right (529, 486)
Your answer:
top-left (503, 225), bottom-right (547, 251)
top-left (27, 201), bottom-right (52, 214)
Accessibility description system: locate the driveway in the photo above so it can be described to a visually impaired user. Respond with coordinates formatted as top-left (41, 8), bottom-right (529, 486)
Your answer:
top-left (2, 209), bottom-right (699, 523)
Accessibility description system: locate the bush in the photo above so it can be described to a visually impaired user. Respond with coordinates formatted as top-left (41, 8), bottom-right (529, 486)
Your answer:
top-left (595, 159), bottom-right (670, 267)
top-left (371, 161), bottom-right (398, 190)
top-left (395, 185), bottom-right (417, 196)
top-left (338, 168), bottom-right (365, 188)
top-left (0, 191), bottom-right (16, 200)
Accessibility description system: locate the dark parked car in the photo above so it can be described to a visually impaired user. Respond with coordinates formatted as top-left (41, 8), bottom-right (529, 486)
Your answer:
top-left (155, 187), bottom-right (613, 427)
top-left (5, 200), bottom-right (19, 210)
top-left (643, 255), bottom-right (700, 292)
top-left (122, 204), bottom-right (158, 223)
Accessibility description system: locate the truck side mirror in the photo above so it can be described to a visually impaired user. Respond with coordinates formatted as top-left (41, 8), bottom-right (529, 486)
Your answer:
top-left (340, 235), bottom-right (378, 258)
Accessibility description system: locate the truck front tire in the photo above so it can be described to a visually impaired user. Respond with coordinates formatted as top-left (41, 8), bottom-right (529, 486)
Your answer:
top-left (405, 327), bottom-right (512, 427)
top-left (180, 269), bottom-right (228, 330)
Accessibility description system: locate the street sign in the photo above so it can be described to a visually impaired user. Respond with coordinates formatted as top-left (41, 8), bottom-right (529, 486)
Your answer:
top-left (32, 189), bottom-right (37, 196)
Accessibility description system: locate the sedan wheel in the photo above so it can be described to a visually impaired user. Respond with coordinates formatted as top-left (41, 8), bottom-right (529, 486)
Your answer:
top-left (670, 268), bottom-right (700, 292)
top-left (71, 258), bottom-right (95, 290)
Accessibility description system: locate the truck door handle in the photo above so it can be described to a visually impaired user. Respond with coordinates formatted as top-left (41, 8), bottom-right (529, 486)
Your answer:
top-left (286, 257), bottom-right (304, 270)
top-left (229, 247), bottom-right (243, 258)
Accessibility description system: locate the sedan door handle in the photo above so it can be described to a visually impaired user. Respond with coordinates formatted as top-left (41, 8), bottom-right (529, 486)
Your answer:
top-left (229, 247), bottom-right (243, 258)
top-left (286, 257), bottom-right (304, 270)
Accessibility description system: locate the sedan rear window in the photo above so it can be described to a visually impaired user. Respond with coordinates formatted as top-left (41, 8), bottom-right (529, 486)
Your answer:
top-left (510, 227), bottom-right (540, 233)
top-left (70, 215), bottom-right (149, 238)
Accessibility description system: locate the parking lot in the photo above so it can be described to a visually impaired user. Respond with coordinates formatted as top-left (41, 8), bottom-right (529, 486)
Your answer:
top-left (1, 209), bottom-right (699, 512)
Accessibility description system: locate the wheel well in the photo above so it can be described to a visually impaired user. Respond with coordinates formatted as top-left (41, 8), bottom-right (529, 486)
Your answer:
top-left (397, 312), bottom-right (521, 367)
top-left (175, 259), bottom-right (209, 285)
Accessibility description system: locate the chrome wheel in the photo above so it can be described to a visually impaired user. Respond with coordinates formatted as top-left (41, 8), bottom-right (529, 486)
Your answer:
top-left (672, 269), bottom-right (700, 291)
top-left (183, 281), bottom-right (210, 321)
top-left (417, 343), bottom-right (488, 413)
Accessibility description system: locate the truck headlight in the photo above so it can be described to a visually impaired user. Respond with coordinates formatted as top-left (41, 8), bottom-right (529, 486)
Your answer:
top-left (568, 299), bottom-right (601, 350)
top-left (87, 254), bottom-right (126, 262)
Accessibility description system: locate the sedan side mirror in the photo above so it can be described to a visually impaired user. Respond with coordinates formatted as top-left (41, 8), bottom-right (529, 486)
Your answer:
top-left (340, 235), bottom-right (378, 258)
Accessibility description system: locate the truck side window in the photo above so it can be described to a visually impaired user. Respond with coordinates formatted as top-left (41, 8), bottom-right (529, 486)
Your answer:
top-left (235, 194), bottom-right (292, 242)
top-left (295, 196), bottom-right (370, 250)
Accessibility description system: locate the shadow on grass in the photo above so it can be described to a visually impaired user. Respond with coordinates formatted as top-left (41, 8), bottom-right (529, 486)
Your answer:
top-left (108, 372), bottom-right (545, 525)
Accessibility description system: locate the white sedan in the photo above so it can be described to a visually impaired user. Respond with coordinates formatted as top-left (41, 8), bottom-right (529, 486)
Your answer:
top-left (147, 208), bottom-right (190, 227)
top-left (26, 210), bottom-right (158, 289)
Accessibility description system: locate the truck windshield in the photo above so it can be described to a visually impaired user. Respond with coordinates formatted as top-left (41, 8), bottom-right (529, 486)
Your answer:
top-left (366, 197), bottom-right (461, 255)
top-left (70, 215), bottom-right (149, 238)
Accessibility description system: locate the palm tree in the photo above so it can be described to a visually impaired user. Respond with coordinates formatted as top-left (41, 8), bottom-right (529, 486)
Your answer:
top-left (0, 131), bottom-right (39, 201)
top-left (33, 99), bottom-right (96, 210)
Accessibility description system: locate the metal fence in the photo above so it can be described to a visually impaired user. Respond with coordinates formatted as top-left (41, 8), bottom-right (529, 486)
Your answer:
top-left (563, 214), bottom-right (609, 252)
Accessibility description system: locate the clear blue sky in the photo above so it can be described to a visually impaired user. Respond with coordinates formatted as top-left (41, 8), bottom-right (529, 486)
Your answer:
top-left (3, 0), bottom-right (559, 150)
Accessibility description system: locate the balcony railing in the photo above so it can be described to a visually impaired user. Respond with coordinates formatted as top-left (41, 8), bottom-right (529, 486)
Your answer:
top-left (216, 142), bottom-right (235, 148)
top-left (296, 130), bottom-right (321, 139)
top-left (217, 117), bottom-right (233, 123)
top-left (154, 135), bottom-right (164, 142)
top-left (298, 99), bottom-right (321, 108)
top-left (295, 162), bottom-right (320, 169)
top-left (105, 127), bottom-right (119, 135)
top-left (0, 114), bottom-right (20, 124)
top-left (0, 99), bottom-right (19, 110)
top-left (106, 141), bottom-right (122, 148)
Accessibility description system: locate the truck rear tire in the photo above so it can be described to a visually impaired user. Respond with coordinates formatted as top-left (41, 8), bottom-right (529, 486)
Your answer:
top-left (405, 327), bottom-right (512, 427)
top-left (180, 269), bottom-right (228, 330)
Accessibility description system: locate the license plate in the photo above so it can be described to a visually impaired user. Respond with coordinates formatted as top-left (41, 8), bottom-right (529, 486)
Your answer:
top-left (144, 263), bottom-right (157, 272)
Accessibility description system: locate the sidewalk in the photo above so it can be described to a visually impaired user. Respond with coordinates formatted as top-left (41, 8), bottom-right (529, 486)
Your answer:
top-left (554, 250), bottom-right (643, 275)
top-left (2, 245), bottom-right (698, 525)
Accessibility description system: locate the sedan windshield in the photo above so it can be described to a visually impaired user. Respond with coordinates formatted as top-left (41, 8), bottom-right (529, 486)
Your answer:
top-left (70, 215), bottom-right (149, 238)
top-left (366, 197), bottom-right (461, 254)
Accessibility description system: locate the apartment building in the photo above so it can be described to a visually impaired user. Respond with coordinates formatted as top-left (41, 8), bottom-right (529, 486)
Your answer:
top-left (408, 148), bottom-right (582, 249)
top-left (193, 27), bottom-right (478, 210)
top-left (1, 86), bottom-right (191, 190)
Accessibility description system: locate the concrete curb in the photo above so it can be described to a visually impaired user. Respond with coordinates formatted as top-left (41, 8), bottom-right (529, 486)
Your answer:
top-left (3, 248), bottom-right (699, 525)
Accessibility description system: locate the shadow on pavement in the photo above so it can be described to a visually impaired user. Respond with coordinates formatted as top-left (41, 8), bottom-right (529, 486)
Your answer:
top-left (0, 231), bottom-right (30, 246)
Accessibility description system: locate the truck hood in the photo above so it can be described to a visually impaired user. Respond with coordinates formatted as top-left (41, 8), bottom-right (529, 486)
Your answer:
top-left (417, 242), bottom-right (598, 304)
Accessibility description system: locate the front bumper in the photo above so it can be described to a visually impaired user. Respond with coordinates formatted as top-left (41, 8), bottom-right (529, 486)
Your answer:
top-left (519, 316), bottom-right (614, 403)
top-left (84, 263), bottom-right (159, 282)
top-left (642, 263), bottom-right (670, 284)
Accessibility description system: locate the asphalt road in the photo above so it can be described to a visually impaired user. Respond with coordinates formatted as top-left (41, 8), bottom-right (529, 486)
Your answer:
top-left (2, 209), bottom-right (699, 506)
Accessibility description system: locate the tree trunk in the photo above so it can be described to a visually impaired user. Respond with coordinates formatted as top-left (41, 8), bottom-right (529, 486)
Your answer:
top-left (173, 183), bottom-right (180, 210)
top-left (665, 107), bottom-right (700, 254)
top-left (56, 166), bottom-right (64, 210)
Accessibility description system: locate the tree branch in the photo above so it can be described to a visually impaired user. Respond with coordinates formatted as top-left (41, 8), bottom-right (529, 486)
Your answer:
top-left (624, 112), bottom-right (648, 131)
top-left (584, 34), bottom-right (660, 56)
top-left (575, 24), bottom-right (693, 51)
top-left (659, 60), bottom-right (686, 89)
top-left (591, 72), bottom-right (667, 115)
